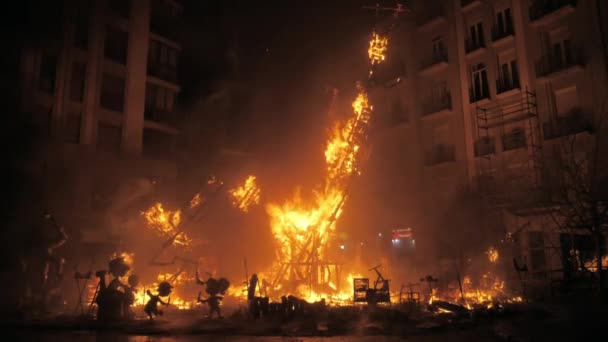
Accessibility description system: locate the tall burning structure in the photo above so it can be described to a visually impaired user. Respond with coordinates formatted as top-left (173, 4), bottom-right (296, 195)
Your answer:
top-left (264, 20), bottom-right (395, 300)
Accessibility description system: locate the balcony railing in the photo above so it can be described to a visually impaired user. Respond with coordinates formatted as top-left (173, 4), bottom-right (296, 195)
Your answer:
top-left (145, 107), bottom-right (175, 124)
top-left (469, 87), bottom-right (490, 103)
top-left (474, 137), bottom-right (496, 157)
top-left (491, 23), bottom-right (514, 42)
top-left (496, 77), bottom-right (520, 94)
top-left (529, 0), bottom-right (577, 22)
top-left (465, 38), bottom-right (486, 54)
top-left (421, 93), bottom-right (452, 116)
top-left (419, 49), bottom-right (448, 71)
top-left (147, 63), bottom-right (178, 83)
top-left (535, 45), bottom-right (584, 78)
top-left (425, 144), bottom-right (456, 166)
top-left (543, 110), bottom-right (593, 140)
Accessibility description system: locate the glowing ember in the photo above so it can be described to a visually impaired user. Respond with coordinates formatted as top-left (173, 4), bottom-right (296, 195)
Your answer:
top-left (487, 247), bottom-right (499, 263)
top-left (230, 175), bottom-right (261, 212)
top-left (190, 193), bottom-right (202, 209)
top-left (143, 203), bottom-right (190, 247)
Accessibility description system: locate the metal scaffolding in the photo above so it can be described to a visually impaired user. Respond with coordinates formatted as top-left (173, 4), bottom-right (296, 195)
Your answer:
top-left (474, 89), bottom-right (544, 210)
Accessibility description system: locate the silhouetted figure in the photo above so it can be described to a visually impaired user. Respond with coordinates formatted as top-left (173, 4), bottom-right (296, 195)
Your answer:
top-left (95, 257), bottom-right (131, 321)
top-left (144, 281), bottom-right (172, 320)
top-left (19, 211), bottom-right (68, 314)
top-left (196, 271), bottom-right (229, 319)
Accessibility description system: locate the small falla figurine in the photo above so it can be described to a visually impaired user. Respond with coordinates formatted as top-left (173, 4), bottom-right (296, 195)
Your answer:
top-left (144, 281), bottom-right (172, 320)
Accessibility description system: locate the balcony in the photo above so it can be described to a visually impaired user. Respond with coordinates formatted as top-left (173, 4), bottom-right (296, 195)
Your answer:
top-left (491, 24), bottom-right (515, 46)
top-left (535, 46), bottom-right (585, 79)
top-left (424, 144), bottom-right (456, 166)
top-left (419, 49), bottom-right (448, 76)
top-left (475, 137), bottom-right (496, 157)
top-left (147, 63), bottom-right (178, 83)
top-left (461, 0), bottom-right (482, 11)
top-left (465, 38), bottom-right (486, 57)
top-left (543, 110), bottom-right (593, 140)
top-left (496, 77), bottom-right (520, 95)
top-left (421, 93), bottom-right (452, 117)
top-left (469, 87), bottom-right (490, 104)
top-left (145, 106), bottom-right (175, 124)
top-left (529, 0), bottom-right (576, 26)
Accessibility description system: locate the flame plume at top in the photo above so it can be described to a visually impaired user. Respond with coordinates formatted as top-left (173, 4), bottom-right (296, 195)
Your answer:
top-left (368, 31), bottom-right (388, 65)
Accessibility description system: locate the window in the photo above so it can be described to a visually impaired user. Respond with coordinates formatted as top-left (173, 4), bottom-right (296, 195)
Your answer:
top-left (496, 8), bottom-right (513, 35)
top-left (554, 86), bottom-right (578, 118)
top-left (145, 83), bottom-right (175, 120)
top-left (108, 0), bottom-right (130, 18)
top-left (528, 232), bottom-right (546, 272)
top-left (39, 54), bottom-right (57, 93)
top-left (70, 62), bottom-right (86, 102)
top-left (100, 73), bottom-right (125, 112)
top-left (552, 39), bottom-right (572, 67)
top-left (104, 27), bottom-right (128, 64)
top-left (147, 40), bottom-right (178, 81)
top-left (148, 40), bottom-right (177, 69)
top-left (498, 58), bottom-right (519, 92)
top-left (432, 36), bottom-right (446, 61)
top-left (471, 63), bottom-right (489, 102)
top-left (469, 21), bottom-right (485, 48)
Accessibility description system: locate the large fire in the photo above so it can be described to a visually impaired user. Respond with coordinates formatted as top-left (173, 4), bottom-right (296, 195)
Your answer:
top-left (261, 31), bottom-right (382, 302)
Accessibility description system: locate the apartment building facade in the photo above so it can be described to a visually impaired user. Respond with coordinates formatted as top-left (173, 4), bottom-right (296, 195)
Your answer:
top-left (19, 0), bottom-right (183, 242)
top-left (370, 0), bottom-right (608, 284)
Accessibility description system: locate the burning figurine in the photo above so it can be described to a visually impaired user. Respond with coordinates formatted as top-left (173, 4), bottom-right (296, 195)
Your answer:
top-left (196, 271), bottom-right (230, 319)
top-left (144, 281), bottom-right (172, 320)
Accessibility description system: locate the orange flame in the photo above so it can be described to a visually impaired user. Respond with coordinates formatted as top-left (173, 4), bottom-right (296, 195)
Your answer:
top-left (368, 31), bottom-right (388, 65)
top-left (258, 27), bottom-right (384, 304)
top-left (143, 203), bottom-right (190, 247)
top-left (230, 175), bottom-right (261, 212)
